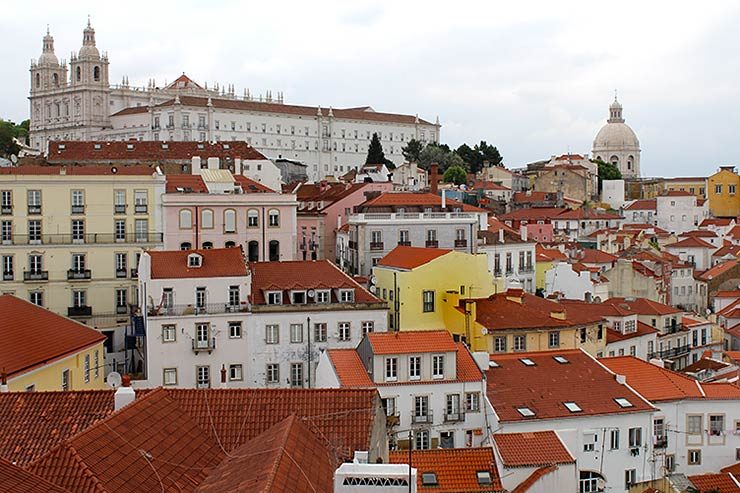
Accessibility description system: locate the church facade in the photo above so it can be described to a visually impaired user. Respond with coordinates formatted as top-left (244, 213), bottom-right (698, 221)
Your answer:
top-left (591, 97), bottom-right (641, 178)
top-left (29, 22), bottom-right (440, 181)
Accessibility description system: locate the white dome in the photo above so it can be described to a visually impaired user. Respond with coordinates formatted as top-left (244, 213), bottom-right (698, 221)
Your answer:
top-left (592, 122), bottom-right (640, 151)
top-left (38, 51), bottom-right (59, 65)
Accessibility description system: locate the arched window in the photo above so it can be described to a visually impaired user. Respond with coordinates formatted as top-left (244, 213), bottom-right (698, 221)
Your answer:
top-left (610, 155), bottom-right (619, 166)
top-left (247, 209), bottom-right (259, 228)
top-left (202, 241), bottom-right (213, 249)
top-left (627, 155), bottom-right (634, 171)
top-left (35, 73), bottom-right (40, 87)
top-left (93, 66), bottom-right (100, 81)
top-left (180, 242), bottom-right (192, 251)
top-left (269, 240), bottom-right (280, 261)
top-left (248, 241), bottom-right (259, 262)
top-left (76, 66), bottom-right (81, 81)
top-left (579, 471), bottom-right (604, 493)
top-left (224, 209), bottom-right (236, 233)
top-left (179, 209), bottom-right (192, 229)
top-left (201, 209), bottom-right (213, 229)
top-left (268, 209), bottom-right (280, 227)
top-left (52, 73), bottom-right (58, 86)
top-left (225, 241), bottom-right (236, 248)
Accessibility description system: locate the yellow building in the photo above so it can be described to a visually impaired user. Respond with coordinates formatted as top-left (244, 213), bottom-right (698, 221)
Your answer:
top-left (0, 165), bottom-right (165, 371)
top-left (664, 177), bottom-right (707, 198)
top-left (535, 245), bottom-right (567, 291)
top-left (372, 246), bottom-right (501, 336)
top-left (1, 294), bottom-right (106, 391)
top-left (707, 166), bottom-right (740, 218)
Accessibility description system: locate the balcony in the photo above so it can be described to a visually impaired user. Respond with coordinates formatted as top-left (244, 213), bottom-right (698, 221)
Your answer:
top-left (444, 411), bottom-right (465, 423)
top-left (134, 204), bottom-right (148, 214)
top-left (114, 204), bottom-right (126, 214)
top-left (148, 302), bottom-right (250, 317)
top-left (71, 205), bottom-right (85, 214)
top-left (654, 436), bottom-right (668, 449)
top-left (192, 337), bottom-right (216, 354)
top-left (67, 269), bottom-right (92, 280)
top-left (130, 268), bottom-right (139, 279)
top-left (411, 411), bottom-right (433, 424)
top-left (116, 305), bottom-right (128, 315)
top-left (369, 241), bottom-right (384, 251)
top-left (520, 265), bottom-right (535, 273)
top-left (425, 240), bottom-right (439, 248)
top-left (0, 232), bottom-right (163, 246)
top-left (2, 272), bottom-right (13, 281)
top-left (68, 305), bottom-right (92, 317)
top-left (454, 239), bottom-right (468, 248)
top-left (23, 270), bottom-right (48, 282)
top-left (494, 269), bottom-right (502, 277)
top-left (650, 345), bottom-right (690, 360)
top-left (397, 240), bottom-right (411, 246)
top-left (116, 268), bottom-right (128, 279)
top-left (27, 205), bottom-right (41, 215)
top-left (1, 206), bottom-right (11, 215)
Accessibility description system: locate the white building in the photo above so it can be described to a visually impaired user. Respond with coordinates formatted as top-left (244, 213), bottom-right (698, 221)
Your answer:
top-left (485, 349), bottom-right (656, 493)
top-left (545, 262), bottom-right (610, 302)
top-left (392, 162), bottom-right (427, 191)
top-left (29, 23), bottom-right (440, 181)
top-left (665, 237), bottom-right (716, 272)
top-left (139, 248), bottom-right (388, 388)
top-left (592, 97), bottom-right (641, 178)
top-left (552, 208), bottom-right (624, 241)
top-left (602, 179), bottom-right (626, 210)
top-left (316, 330), bottom-right (489, 451)
top-left (478, 228), bottom-right (537, 293)
top-left (655, 192), bottom-right (708, 235)
top-left (602, 356), bottom-right (740, 477)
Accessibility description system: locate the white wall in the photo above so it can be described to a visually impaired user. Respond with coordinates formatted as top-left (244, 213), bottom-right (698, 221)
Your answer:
top-left (545, 262), bottom-right (599, 300)
top-left (602, 180), bottom-right (625, 209)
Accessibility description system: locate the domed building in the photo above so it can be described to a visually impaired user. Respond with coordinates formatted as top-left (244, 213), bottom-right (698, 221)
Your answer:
top-left (592, 97), bottom-right (641, 178)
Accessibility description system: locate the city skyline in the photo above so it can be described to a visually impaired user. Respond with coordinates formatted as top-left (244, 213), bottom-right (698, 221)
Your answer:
top-left (3, 0), bottom-right (740, 176)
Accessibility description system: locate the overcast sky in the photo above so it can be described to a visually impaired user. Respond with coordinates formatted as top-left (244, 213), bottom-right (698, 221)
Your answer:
top-left (4, 1), bottom-right (739, 176)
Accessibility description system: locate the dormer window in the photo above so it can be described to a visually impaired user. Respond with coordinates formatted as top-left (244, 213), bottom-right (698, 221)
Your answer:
top-left (338, 289), bottom-right (354, 303)
top-left (266, 291), bottom-right (283, 305)
top-left (290, 290), bottom-right (307, 304)
top-left (614, 398), bottom-right (633, 408)
top-left (93, 143), bottom-right (101, 150)
top-left (187, 253), bottom-right (202, 268)
top-left (315, 290), bottom-right (330, 303)
top-left (126, 143), bottom-right (135, 150)
top-left (58, 144), bottom-right (66, 150)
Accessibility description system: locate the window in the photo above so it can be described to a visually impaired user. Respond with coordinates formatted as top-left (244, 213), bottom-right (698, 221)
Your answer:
top-left (268, 209), bottom-right (280, 227)
top-left (291, 291), bottom-right (306, 304)
top-left (716, 184), bottom-right (723, 194)
top-left (71, 190), bottom-right (84, 213)
top-left (265, 325), bottom-right (279, 344)
top-left (223, 209), bottom-right (236, 233)
top-left (666, 454), bottom-right (675, 472)
top-left (162, 325), bottom-right (176, 342)
top-left (339, 289), bottom-right (354, 303)
top-left (414, 395), bottom-right (429, 421)
top-left (269, 240), bottom-right (280, 261)
top-left (312, 323), bottom-right (327, 342)
top-left (71, 220), bottom-right (85, 242)
top-left (564, 402), bottom-right (582, 412)
top-left (338, 322), bottom-right (351, 341)
top-left (196, 366), bottom-right (210, 388)
top-left (466, 392), bottom-right (481, 412)
top-left (688, 449), bottom-right (701, 465)
top-left (247, 209), bottom-right (259, 227)
top-left (731, 184), bottom-right (737, 194)
top-left (409, 356), bottom-right (421, 380)
top-left (583, 433), bottom-right (597, 452)
top-left (61, 369), bottom-right (70, 391)
top-left (415, 430), bottom-right (430, 450)
top-left (361, 321), bottom-right (374, 335)
top-left (229, 321), bottom-right (242, 339)
top-left (399, 229), bottom-right (409, 244)
top-left (1, 190), bottom-right (11, 213)
top-left (227, 285), bottom-right (240, 307)
top-left (316, 290), bottom-right (330, 303)
top-left (432, 355), bottom-right (444, 378)
top-left (610, 429), bottom-right (620, 449)
top-left (115, 219), bottom-right (126, 241)
top-left (194, 323), bottom-right (210, 349)
top-left (517, 407), bottom-right (535, 417)
top-left (134, 191), bottom-right (148, 213)
top-left (625, 469), bottom-right (636, 488)
top-left (266, 291), bottom-right (283, 305)
top-left (494, 336), bottom-right (506, 352)
top-left (179, 209), bottom-right (192, 229)
top-left (710, 415), bottom-right (725, 436)
top-left (29, 291), bottom-right (43, 306)
top-left (72, 289), bottom-right (87, 308)
top-left (688, 415), bottom-right (702, 435)
top-left (514, 335), bottom-right (526, 352)
top-left (27, 190), bottom-right (41, 213)
top-left (385, 357), bottom-right (398, 381)
top-left (548, 331), bottom-right (560, 348)
top-left (115, 289), bottom-right (127, 311)
top-left (134, 219), bottom-right (148, 242)
top-left (93, 350), bottom-right (99, 379)
top-left (83, 354), bottom-right (90, 383)
top-left (195, 286), bottom-right (206, 308)
top-left (266, 364), bottom-right (279, 384)
top-left (628, 427), bottom-right (642, 448)
top-left (1, 220), bottom-right (11, 243)
top-left (28, 220), bottom-right (41, 243)
top-left (163, 368), bottom-right (177, 386)
top-left (290, 323), bottom-right (304, 343)
top-left (200, 209), bottom-right (213, 229)
top-left (229, 364), bottom-right (243, 381)
top-left (382, 397), bottom-right (397, 416)
top-left (422, 290), bottom-right (435, 312)
top-left (2, 255), bottom-right (13, 279)
top-left (446, 394), bottom-right (461, 417)
top-left (290, 363), bottom-right (304, 387)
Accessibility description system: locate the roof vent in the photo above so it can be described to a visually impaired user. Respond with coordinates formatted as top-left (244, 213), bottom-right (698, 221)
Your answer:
top-left (421, 472), bottom-right (438, 486)
top-left (615, 374), bottom-right (627, 385)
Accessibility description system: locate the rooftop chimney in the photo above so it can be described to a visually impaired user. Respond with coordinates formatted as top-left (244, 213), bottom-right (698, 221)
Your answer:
top-left (430, 163), bottom-right (439, 195)
top-left (498, 228), bottom-right (504, 244)
top-left (114, 375), bottom-right (136, 411)
top-left (441, 189), bottom-right (446, 209)
top-left (0, 370), bottom-right (8, 393)
top-left (520, 225), bottom-right (527, 242)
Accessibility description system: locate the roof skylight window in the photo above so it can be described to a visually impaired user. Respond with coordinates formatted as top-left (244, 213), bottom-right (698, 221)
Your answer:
top-left (517, 407), bottom-right (535, 417)
top-left (564, 402), bottom-right (582, 413)
top-left (520, 358), bottom-right (536, 366)
top-left (614, 398), bottom-right (633, 408)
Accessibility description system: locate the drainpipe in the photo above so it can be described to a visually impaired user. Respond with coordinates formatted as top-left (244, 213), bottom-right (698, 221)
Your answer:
top-left (261, 207), bottom-right (267, 261)
top-left (194, 205), bottom-right (199, 249)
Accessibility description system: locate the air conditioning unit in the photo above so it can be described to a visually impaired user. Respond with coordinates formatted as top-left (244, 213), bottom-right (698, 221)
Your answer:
top-left (630, 447), bottom-right (640, 456)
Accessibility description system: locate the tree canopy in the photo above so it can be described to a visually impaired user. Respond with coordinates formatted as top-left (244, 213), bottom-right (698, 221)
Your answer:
top-left (401, 138), bottom-right (423, 163)
top-left (455, 141), bottom-right (503, 173)
top-left (418, 143), bottom-right (465, 172)
top-left (0, 120), bottom-right (26, 158)
top-left (592, 158), bottom-right (622, 192)
top-left (365, 132), bottom-right (395, 169)
top-left (443, 165), bottom-right (467, 185)
top-left (400, 138), bottom-right (504, 176)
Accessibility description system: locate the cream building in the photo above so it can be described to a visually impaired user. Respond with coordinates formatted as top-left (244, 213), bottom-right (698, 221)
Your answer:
top-left (29, 22), bottom-right (440, 181)
top-left (0, 165), bottom-right (165, 371)
top-left (592, 97), bottom-right (641, 178)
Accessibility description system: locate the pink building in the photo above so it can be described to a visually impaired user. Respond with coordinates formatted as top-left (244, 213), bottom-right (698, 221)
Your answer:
top-left (525, 223), bottom-right (554, 243)
top-left (295, 181), bottom-right (392, 261)
top-left (163, 172), bottom-right (297, 261)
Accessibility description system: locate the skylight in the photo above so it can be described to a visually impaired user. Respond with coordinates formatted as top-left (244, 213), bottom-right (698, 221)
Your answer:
top-left (614, 398), bottom-right (633, 408)
top-left (421, 472), bottom-right (438, 486)
top-left (517, 407), bottom-right (535, 417)
top-left (520, 358), bottom-right (536, 366)
top-left (553, 356), bottom-right (569, 364)
top-left (488, 360), bottom-right (499, 368)
top-left (477, 471), bottom-right (492, 485)
top-left (564, 402), bottom-right (582, 413)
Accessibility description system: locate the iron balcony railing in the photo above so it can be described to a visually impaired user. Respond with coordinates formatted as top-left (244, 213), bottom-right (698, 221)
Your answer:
top-left (454, 239), bottom-right (468, 248)
top-left (192, 337), bottom-right (216, 353)
top-left (411, 411), bottom-right (433, 424)
top-left (0, 232), bottom-right (163, 246)
top-left (23, 270), bottom-right (48, 281)
top-left (148, 303), bottom-right (250, 317)
top-left (68, 305), bottom-right (92, 317)
top-left (369, 241), bottom-right (384, 251)
top-left (425, 240), bottom-right (439, 248)
top-left (648, 345), bottom-right (690, 360)
top-left (444, 411), bottom-right (465, 423)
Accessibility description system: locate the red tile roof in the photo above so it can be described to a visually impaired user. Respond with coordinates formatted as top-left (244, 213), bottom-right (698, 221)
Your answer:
top-left (0, 458), bottom-right (68, 493)
top-left (0, 295), bottom-right (106, 379)
top-left (166, 73), bottom-right (203, 90)
top-left (624, 199), bottom-right (656, 211)
top-left (536, 245), bottom-right (568, 262)
top-left (367, 330), bottom-right (458, 355)
top-left (721, 462), bottom-right (740, 475)
top-left (48, 140), bottom-right (268, 162)
top-left (493, 431), bottom-right (574, 467)
top-left (165, 173), bottom-right (274, 193)
top-left (296, 182), bottom-right (367, 208)
top-left (471, 180), bottom-right (510, 191)
top-left (701, 218), bottom-right (735, 227)
top-left (148, 247), bottom-right (248, 279)
top-left (0, 165), bottom-right (156, 176)
top-left (377, 245), bottom-right (452, 270)
top-left (555, 208), bottom-right (622, 220)
top-left (605, 321), bottom-right (659, 343)
top-left (714, 244), bottom-right (740, 258)
top-left (512, 191), bottom-right (554, 203)
top-left (688, 473), bottom-right (740, 492)
top-left (454, 342), bottom-right (486, 383)
top-left (196, 415), bottom-right (335, 493)
top-left (663, 190), bottom-right (694, 197)
top-left (248, 260), bottom-right (380, 305)
top-left (579, 249), bottom-right (618, 264)
top-left (696, 260), bottom-right (738, 281)
top-left (327, 349), bottom-right (375, 387)
top-left (604, 297), bottom-right (681, 316)
top-left (729, 225), bottom-right (740, 238)
top-left (681, 230), bottom-right (719, 238)
top-left (667, 236), bottom-right (715, 249)
top-left (361, 192), bottom-right (486, 212)
top-left (512, 465), bottom-right (557, 493)
top-left (499, 207), bottom-right (569, 222)
top-left (389, 448), bottom-right (504, 493)
top-left (486, 349), bottom-right (653, 422)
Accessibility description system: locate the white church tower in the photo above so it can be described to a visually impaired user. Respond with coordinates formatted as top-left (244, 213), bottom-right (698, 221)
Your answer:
top-left (591, 95), bottom-right (641, 178)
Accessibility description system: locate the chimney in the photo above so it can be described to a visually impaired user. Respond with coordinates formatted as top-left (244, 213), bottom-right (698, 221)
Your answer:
top-left (441, 189), bottom-right (446, 209)
top-left (430, 163), bottom-right (439, 195)
top-left (498, 228), bottom-right (504, 244)
top-left (114, 375), bottom-right (136, 411)
top-left (0, 370), bottom-right (8, 393)
top-left (319, 180), bottom-right (328, 193)
top-left (520, 225), bottom-right (527, 242)
top-left (615, 374), bottom-right (627, 385)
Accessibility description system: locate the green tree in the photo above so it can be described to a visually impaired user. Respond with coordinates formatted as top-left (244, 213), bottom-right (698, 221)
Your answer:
top-left (592, 158), bottom-right (622, 192)
top-left (476, 141), bottom-right (503, 169)
top-left (418, 143), bottom-right (465, 172)
top-left (365, 132), bottom-right (386, 165)
top-left (455, 143), bottom-right (478, 169)
top-left (443, 165), bottom-right (467, 185)
top-left (401, 138), bottom-right (424, 163)
top-left (454, 141), bottom-right (503, 174)
top-left (0, 120), bottom-right (21, 158)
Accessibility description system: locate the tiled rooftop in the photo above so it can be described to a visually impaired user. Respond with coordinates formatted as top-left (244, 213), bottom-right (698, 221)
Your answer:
top-left (0, 165), bottom-right (156, 176)
top-left (604, 297), bottom-right (681, 316)
top-left (688, 473), bottom-right (740, 492)
top-left (367, 330), bottom-right (458, 355)
top-left (148, 247), bottom-right (248, 279)
top-left (0, 457), bottom-right (68, 493)
top-left (376, 245), bottom-right (452, 270)
top-left (48, 140), bottom-right (268, 162)
top-left (327, 349), bottom-right (375, 387)
top-left (360, 192), bottom-right (485, 212)
top-left (493, 431), bottom-right (574, 467)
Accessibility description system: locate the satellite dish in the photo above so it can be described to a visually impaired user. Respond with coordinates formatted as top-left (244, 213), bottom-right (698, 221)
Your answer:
top-left (10, 155), bottom-right (18, 164)
top-left (369, 275), bottom-right (377, 285)
top-left (481, 328), bottom-right (489, 336)
top-left (307, 289), bottom-right (316, 298)
top-left (106, 371), bottom-right (122, 388)
top-left (111, 166), bottom-right (118, 174)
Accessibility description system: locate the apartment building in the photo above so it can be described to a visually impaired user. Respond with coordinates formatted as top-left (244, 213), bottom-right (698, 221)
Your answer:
top-left (707, 166), bottom-right (740, 218)
top-left (478, 228), bottom-right (537, 293)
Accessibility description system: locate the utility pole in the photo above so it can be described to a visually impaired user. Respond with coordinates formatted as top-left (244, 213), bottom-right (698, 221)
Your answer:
top-left (408, 430), bottom-right (413, 493)
top-left (307, 315), bottom-right (312, 388)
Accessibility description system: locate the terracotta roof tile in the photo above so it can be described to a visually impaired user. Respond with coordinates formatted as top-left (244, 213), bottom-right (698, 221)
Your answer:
top-left (680, 230), bottom-right (719, 238)
top-left (555, 208), bottom-right (622, 220)
top-left (512, 465), bottom-right (557, 493)
top-left (48, 140), bottom-right (268, 162)
top-left (600, 356), bottom-right (705, 401)
top-left (455, 342), bottom-right (485, 382)
top-left (377, 245), bottom-right (452, 270)
top-left (0, 165), bottom-right (156, 176)
top-left (486, 349), bottom-right (653, 422)
top-left (148, 247), bottom-right (248, 279)
top-left (579, 249), bottom-right (618, 264)
top-left (165, 174), bottom-right (274, 193)
top-left (0, 295), bottom-right (106, 379)
top-left (0, 457), bottom-right (68, 492)
top-left (604, 297), bottom-right (681, 316)
top-left (327, 349), bottom-right (375, 387)
top-left (367, 330), bottom-right (458, 355)
top-left (667, 236), bottom-right (715, 249)
top-left (498, 208), bottom-right (569, 222)
top-left (701, 218), bottom-right (735, 227)
top-left (624, 199), bottom-right (657, 211)
top-left (696, 260), bottom-right (738, 281)
top-left (493, 431), bottom-right (574, 467)
top-left (248, 260), bottom-right (380, 305)
top-left (689, 473), bottom-right (740, 492)
top-left (605, 321), bottom-right (658, 343)
top-left (361, 192), bottom-right (486, 212)
top-left (389, 448), bottom-right (503, 493)
top-left (536, 245), bottom-right (568, 262)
